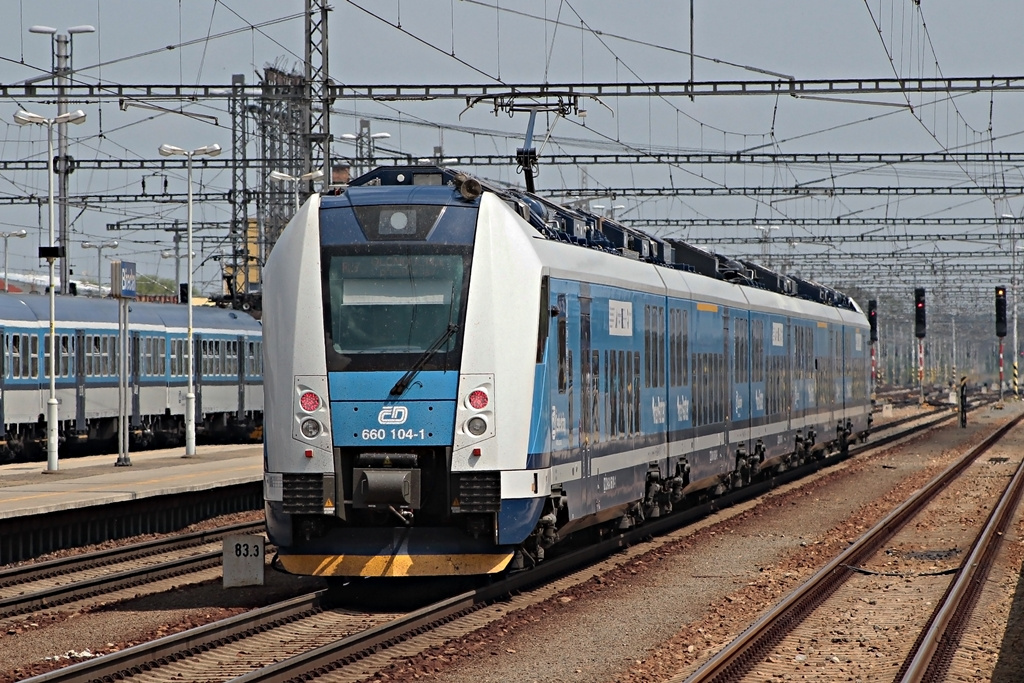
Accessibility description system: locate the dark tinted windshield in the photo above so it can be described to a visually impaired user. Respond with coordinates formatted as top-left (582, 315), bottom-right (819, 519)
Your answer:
top-left (323, 250), bottom-right (470, 371)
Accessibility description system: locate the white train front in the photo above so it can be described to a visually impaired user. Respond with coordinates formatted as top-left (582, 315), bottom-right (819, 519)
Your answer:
top-left (262, 166), bottom-right (871, 578)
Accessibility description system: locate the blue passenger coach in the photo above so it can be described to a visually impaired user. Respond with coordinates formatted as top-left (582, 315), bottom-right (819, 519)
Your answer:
top-left (0, 293), bottom-right (263, 460)
top-left (262, 166), bottom-right (871, 578)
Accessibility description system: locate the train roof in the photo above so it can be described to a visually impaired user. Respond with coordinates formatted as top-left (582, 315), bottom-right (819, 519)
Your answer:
top-left (0, 293), bottom-right (262, 333)
top-left (335, 165), bottom-right (859, 313)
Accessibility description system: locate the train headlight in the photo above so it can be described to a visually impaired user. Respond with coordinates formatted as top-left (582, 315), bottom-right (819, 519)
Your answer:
top-left (468, 389), bottom-right (489, 410)
top-left (300, 418), bottom-right (321, 439)
top-left (466, 416), bottom-right (487, 436)
top-left (299, 391), bottom-right (321, 412)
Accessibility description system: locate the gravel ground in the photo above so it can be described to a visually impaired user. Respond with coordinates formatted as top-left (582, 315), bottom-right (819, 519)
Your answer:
top-left (4, 405), bottom-right (1023, 683)
top-left (0, 509), bottom-right (326, 682)
top-left (371, 404), bottom-right (1024, 683)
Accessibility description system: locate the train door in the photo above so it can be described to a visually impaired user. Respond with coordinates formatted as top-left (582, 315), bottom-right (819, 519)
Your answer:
top-left (194, 333), bottom-right (203, 420)
top-left (731, 309), bottom-right (751, 469)
top-left (579, 296), bottom-right (592, 485)
top-left (236, 335), bottom-right (246, 421)
top-left (0, 326), bottom-right (5, 439)
top-left (722, 311), bottom-right (731, 454)
top-left (827, 327), bottom-right (837, 433)
top-left (131, 331), bottom-right (141, 427)
top-left (75, 329), bottom-right (86, 433)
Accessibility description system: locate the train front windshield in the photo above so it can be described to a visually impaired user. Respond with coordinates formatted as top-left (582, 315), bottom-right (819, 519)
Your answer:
top-left (323, 251), bottom-right (470, 372)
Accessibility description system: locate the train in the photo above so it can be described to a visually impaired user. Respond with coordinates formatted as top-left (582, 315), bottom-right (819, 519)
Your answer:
top-left (262, 165), bottom-right (872, 578)
top-left (0, 292), bottom-right (263, 461)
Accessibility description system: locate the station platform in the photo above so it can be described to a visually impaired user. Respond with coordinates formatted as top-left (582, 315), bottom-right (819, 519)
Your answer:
top-left (0, 444), bottom-right (262, 521)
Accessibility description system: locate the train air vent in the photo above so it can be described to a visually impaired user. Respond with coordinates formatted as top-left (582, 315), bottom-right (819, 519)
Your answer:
top-left (282, 473), bottom-right (324, 514)
top-left (456, 472), bottom-right (501, 512)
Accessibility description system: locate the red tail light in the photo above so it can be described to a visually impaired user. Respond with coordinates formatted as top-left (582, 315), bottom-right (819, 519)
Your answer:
top-left (299, 391), bottom-right (321, 412)
top-left (468, 389), bottom-right (488, 409)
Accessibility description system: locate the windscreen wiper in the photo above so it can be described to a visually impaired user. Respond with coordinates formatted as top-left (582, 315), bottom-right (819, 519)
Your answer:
top-left (389, 323), bottom-right (459, 397)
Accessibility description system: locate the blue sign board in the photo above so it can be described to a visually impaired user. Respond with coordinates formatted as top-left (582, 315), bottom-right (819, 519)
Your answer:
top-left (111, 260), bottom-right (137, 299)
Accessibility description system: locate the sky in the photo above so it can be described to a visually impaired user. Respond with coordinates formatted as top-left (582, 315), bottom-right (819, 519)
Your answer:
top-left (1, 1), bottom-right (1023, 307)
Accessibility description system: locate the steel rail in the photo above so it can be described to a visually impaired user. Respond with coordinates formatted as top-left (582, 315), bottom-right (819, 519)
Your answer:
top-left (22, 591), bottom-right (325, 683)
top-left (0, 521), bottom-right (263, 618)
top-left (683, 411), bottom-right (1024, 683)
top-left (225, 408), bottom-right (963, 683)
top-left (897, 440), bottom-right (1024, 682)
top-left (0, 520), bottom-right (262, 588)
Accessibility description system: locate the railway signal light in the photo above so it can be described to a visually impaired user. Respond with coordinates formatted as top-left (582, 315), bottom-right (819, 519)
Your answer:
top-left (914, 287), bottom-right (926, 339)
top-left (867, 299), bottom-right (878, 343)
top-left (996, 286), bottom-right (1007, 338)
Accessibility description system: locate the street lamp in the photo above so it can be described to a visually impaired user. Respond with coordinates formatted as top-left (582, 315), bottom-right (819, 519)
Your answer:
top-left (753, 224), bottom-right (780, 266)
top-left (339, 119), bottom-right (391, 175)
top-left (14, 107), bottom-right (87, 472)
top-left (592, 204), bottom-right (626, 220)
top-left (81, 240), bottom-right (118, 292)
top-left (269, 169), bottom-right (324, 210)
top-left (0, 230), bottom-right (28, 293)
top-left (29, 25), bottom-right (95, 294)
top-left (158, 142), bottom-right (221, 456)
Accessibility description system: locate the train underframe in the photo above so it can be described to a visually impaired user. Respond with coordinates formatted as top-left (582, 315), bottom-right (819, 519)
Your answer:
top-left (274, 417), bottom-right (870, 577)
top-left (0, 410), bottom-right (263, 462)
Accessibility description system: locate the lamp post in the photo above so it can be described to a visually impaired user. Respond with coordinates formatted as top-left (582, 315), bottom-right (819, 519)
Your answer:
top-left (14, 108), bottom-right (87, 472)
top-left (339, 119), bottom-right (391, 175)
top-left (269, 169), bottom-right (324, 210)
top-left (81, 240), bottom-right (118, 292)
top-left (29, 24), bottom-right (95, 293)
top-left (592, 204), bottom-right (626, 221)
top-left (753, 225), bottom-right (779, 266)
top-left (0, 230), bottom-right (28, 292)
top-left (157, 143), bottom-right (222, 456)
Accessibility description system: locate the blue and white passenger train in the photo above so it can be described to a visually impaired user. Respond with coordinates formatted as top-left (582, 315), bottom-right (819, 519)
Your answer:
top-left (262, 165), bottom-right (871, 578)
top-left (0, 293), bottom-right (263, 461)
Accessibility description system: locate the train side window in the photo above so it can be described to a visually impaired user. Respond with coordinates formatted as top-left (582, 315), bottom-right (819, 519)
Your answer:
top-left (10, 335), bottom-right (19, 379)
top-left (668, 310), bottom-right (676, 387)
top-left (30, 334), bottom-right (39, 379)
top-left (633, 351), bottom-right (642, 433)
top-left (644, 305), bottom-right (651, 388)
top-left (608, 350), bottom-right (616, 437)
top-left (556, 294), bottom-right (567, 394)
top-left (684, 313), bottom-right (692, 387)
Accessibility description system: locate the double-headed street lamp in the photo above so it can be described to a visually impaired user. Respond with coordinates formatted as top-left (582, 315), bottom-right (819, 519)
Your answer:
top-left (339, 119), bottom-right (391, 175)
top-left (14, 108), bottom-right (87, 472)
top-left (157, 143), bottom-right (221, 457)
top-left (0, 230), bottom-right (28, 293)
top-left (269, 169), bottom-right (324, 210)
top-left (29, 25), bottom-right (95, 294)
top-left (81, 240), bottom-right (118, 292)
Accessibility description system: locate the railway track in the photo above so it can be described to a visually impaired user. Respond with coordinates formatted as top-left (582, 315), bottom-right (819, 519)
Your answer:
top-left (0, 520), bottom-right (264, 620)
top-left (683, 410), bottom-right (1024, 683)
top-left (17, 399), bottom-right (976, 683)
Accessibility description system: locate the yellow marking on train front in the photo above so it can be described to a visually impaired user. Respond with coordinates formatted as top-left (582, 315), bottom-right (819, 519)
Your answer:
top-left (279, 552), bottom-right (514, 577)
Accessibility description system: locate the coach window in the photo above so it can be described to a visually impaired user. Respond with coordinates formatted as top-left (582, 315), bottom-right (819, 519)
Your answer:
top-left (29, 334), bottom-right (39, 378)
top-left (556, 294), bottom-right (567, 394)
top-left (644, 305), bottom-right (651, 388)
top-left (9, 335), bottom-right (19, 379)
